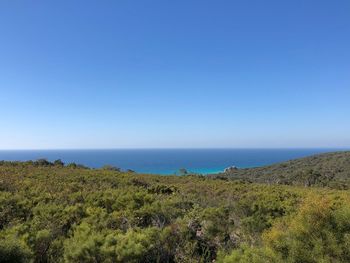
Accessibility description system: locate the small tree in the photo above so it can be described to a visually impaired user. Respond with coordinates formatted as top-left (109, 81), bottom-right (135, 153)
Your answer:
top-left (101, 165), bottom-right (121, 172)
top-left (53, 159), bottom-right (64, 167)
top-left (34, 159), bottom-right (52, 166)
top-left (66, 163), bottom-right (77, 168)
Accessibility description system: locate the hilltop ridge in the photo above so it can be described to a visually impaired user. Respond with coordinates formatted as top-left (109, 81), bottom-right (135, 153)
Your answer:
top-left (212, 151), bottom-right (350, 189)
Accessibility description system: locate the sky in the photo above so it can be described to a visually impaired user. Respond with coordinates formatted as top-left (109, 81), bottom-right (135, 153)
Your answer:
top-left (0, 0), bottom-right (350, 149)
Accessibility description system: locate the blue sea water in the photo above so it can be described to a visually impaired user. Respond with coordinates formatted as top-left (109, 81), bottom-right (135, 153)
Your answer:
top-left (0, 149), bottom-right (346, 175)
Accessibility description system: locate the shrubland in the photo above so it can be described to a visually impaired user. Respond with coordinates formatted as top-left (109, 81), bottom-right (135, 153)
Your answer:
top-left (213, 151), bottom-right (350, 189)
top-left (1, 157), bottom-right (350, 262)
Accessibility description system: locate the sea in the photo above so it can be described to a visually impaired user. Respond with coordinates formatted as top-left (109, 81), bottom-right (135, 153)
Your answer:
top-left (0, 148), bottom-right (347, 175)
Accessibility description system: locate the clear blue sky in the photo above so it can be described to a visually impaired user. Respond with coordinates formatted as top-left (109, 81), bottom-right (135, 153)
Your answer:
top-left (0, 0), bottom-right (349, 149)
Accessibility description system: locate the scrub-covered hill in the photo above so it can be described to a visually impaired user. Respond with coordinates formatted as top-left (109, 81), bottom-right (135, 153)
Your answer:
top-left (213, 151), bottom-right (350, 189)
top-left (1, 160), bottom-right (350, 262)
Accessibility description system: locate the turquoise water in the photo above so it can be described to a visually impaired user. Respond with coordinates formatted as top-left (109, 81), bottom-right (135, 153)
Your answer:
top-left (0, 149), bottom-right (346, 175)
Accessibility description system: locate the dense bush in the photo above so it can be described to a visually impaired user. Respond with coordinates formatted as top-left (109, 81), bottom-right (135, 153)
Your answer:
top-left (219, 195), bottom-right (350, 263)
top-left (215, 151), bottom-right (350, 189)
top-left (0, 161), bottom-right (350, 262)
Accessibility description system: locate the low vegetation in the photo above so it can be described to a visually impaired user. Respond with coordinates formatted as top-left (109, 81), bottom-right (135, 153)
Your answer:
top-left (213, 151), bottom-right (350, 189)
top-left (1, 153), bottom-right (350, 262)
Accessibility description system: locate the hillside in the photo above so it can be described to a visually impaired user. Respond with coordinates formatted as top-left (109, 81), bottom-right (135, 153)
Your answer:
top-left (212, 151), bottom-right (350, 189)
top-left (1, 160), bottom-right (350, 262)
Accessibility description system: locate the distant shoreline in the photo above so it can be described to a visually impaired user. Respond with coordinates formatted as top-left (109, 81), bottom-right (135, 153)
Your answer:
top-left (0, 148), bottom-right (348, 175)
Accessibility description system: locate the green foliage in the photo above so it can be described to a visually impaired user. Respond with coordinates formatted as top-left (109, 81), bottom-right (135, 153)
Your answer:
top-left (53, 159), bottom-right (64, 167)
top-left (215, 151), bottom-right (350, 189)
top-left (0, 160), bottom-right (350, 262)
top-left (0, 236), bottom-right (32, 263)
top-left (101, 165), bottom-right (121, 172)
top-left (220, 195), bottom-right (350, 263)
top-left (217, 245), bottom-right (282, 263)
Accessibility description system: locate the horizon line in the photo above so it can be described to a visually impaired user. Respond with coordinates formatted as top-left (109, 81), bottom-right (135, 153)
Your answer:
top-left (0, 147), bottom-right (349, 151)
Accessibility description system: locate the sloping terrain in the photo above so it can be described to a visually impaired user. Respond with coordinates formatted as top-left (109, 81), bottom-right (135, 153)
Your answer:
top-left (212, 151), bottom-right (350, 189)
top-left (1, 158), bottom-right (350, 262)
